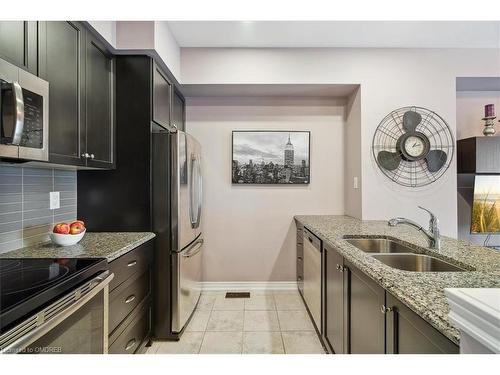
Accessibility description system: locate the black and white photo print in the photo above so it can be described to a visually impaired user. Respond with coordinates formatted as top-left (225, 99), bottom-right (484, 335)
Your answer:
top-left (232, 131), bottom-right (310, 184)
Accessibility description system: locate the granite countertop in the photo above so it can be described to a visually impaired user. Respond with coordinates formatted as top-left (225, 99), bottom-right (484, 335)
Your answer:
top-left (0, 232), bottom-right (156, 262)
top-left (294, 215), bottom-right (500, 345)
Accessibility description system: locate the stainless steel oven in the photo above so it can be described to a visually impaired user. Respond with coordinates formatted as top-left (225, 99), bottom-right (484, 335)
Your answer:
top-left (0, 271), bottom-right (113, 354)
top-left (0, 57), bottom-right (49, 162)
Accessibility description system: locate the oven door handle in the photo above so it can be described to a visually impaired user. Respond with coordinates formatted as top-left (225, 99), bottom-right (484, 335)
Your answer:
top-left (0, 271), bottom-right (114, 354)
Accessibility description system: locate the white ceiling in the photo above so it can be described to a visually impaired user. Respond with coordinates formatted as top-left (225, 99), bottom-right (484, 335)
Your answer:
top-left (167, 21), bottom-right (500, 48)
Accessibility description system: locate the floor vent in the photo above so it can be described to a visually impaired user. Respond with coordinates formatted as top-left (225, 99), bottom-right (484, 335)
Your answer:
top-left (225, 292), bottom-right (251, 299)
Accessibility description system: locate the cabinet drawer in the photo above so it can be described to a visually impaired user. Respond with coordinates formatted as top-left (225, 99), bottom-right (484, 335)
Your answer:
top-left (109, 269), bottom-right (151, 333)
top-left (109, 302), bottom-right (151, 354)
top-left (109, 240), bottom-right (153, 291)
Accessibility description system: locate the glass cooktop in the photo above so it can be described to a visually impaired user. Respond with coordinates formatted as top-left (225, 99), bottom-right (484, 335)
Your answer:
top-left (0, 258), bottom-right (107, 333)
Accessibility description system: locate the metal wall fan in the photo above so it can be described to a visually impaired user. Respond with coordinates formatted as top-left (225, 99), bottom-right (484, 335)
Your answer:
top-left (372, 106), bottom-right (454, 187)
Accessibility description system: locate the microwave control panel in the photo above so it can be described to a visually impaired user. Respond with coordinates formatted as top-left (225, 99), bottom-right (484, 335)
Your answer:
top-left (20, 88), bottom-right (43, 149)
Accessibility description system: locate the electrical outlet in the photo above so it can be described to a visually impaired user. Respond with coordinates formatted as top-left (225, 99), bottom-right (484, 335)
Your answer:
top-left (49, 192), bottom-right (60, 210)
top-left (353, 177), bottom-right (359, 189)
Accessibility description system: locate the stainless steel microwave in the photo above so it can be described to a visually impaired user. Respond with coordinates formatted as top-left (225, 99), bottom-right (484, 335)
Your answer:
top-left (0, 57), bottom-right (49, 162)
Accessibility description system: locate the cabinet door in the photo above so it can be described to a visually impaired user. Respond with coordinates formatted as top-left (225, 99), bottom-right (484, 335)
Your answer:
top-left (385, 293), bottom-right (459, 354)
top-left (152, 64), bottom-right (171, 129)
top-left (324, 244), bottom-right (344, 354)
top-left (0, 21), bottom-right (38, 74)
top-left (344, 261), bottom-right (385, 354)
top-left (172, 89), bottom-right (185, 131)
top-left (39, 21), bottom-right (86, 166)
top-left (85, 32), bottom-right (114, 169)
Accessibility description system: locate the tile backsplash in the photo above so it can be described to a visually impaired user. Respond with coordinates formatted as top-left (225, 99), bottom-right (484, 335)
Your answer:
top-left (0, 165), bottom-right (77, 254)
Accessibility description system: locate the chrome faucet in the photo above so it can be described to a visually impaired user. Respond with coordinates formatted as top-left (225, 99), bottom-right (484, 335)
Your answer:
top-left (388, 206), bottom-right (441, 250)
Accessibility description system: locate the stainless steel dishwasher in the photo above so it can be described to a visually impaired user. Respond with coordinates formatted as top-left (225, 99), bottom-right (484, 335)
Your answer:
top-left (303, 228), bottom-right (322, 333)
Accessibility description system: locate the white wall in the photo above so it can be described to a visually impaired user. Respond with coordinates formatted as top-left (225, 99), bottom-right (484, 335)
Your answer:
top-left (115, 21), bottom-right (181, 81)
top-left (186, 97), bottom-right (346, 282)
top-left (88, 21), bottom-right (116, 47)
top-left (181, 48), bottom-right (500, 237)
top-left (344, 87), bottom-right (362, 219)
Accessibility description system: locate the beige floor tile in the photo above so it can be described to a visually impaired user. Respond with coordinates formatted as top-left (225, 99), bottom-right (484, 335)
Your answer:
top-left (242, 332), bottom-right (284, 354)
top-left (186, 310), bottom-right (211, 332)
top-left (145, 342), bottom-right (160, 354)
top-left (277, 310), bottom-right (315, 331)
top-left (206, 310), bottom-right (244, 331)
top-left (244, 310), bottom-right (280, 331)
top-left (212, 295), bottom-right (245, 310)
top-left (273, 290), bottom-right (301, 296)
top-left (274, 293), bottom-right (306, 310)
top-left (244, 295), bottom-right (276, 310)
top-left (281, 332), bottom-right (325, 354)
top-left (196, 294), bottom-right (216, 311)
top-left (155, 332), bottom-right (204, 354)
top-left (199, 332), bottom-right (243, 354)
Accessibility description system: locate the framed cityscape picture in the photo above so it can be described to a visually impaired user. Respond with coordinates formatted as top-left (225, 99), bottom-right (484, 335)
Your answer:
top-left (232, 131), bottom-right (310, 184)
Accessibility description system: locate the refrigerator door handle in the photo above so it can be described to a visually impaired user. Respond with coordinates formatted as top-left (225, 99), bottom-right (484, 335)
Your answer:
top-left (195, 156), bottom-right (202, 229)
top-left (189, 154), bottom-right (197, 227)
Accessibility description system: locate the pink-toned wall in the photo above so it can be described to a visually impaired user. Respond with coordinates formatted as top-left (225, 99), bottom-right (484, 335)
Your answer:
top-left (186, 97), bottom-right (346, 282)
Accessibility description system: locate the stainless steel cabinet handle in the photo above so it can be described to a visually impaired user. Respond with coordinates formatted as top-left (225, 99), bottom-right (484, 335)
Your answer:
top-left (381, 305), bottom-right (393, 314)
top-left (125, 295), bottom-right (136, 304)
top-left (127, 260), bottom-right (137, 267)
top-left (125, 338), bottom-right (136, 351)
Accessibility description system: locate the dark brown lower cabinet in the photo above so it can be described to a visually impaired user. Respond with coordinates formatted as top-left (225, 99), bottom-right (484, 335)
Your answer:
top-left (385, 293), bottom-right (459, 354)
top-left (107, 239), bottom-right (154, 353)
top-left (344, 261), bottom-right (385, 354)
top-left (324, 243), bottom-right (345, 354)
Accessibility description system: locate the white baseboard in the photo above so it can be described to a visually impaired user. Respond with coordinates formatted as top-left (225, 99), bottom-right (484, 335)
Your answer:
top-left (200, 281), bottom-right (298, 291)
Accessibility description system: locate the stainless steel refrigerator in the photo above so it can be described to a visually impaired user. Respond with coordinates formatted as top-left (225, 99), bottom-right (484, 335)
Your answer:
top-left (170, 130), bottom-right (203, 333)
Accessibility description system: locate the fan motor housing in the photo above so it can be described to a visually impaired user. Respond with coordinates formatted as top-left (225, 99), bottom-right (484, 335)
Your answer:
top-left (396, 131), bottom-right (431, 161)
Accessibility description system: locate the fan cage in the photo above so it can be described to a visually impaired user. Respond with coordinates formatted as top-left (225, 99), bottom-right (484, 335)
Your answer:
top-left (372, 106), bottom-right (454, 187)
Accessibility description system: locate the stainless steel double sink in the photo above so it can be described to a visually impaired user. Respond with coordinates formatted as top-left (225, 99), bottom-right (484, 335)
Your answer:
top-left (343, 237), bottom-right (466, 272)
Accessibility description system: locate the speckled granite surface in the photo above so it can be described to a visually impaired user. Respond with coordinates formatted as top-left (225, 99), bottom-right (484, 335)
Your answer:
top-left (0, 232), bottom-right (155, 262)
top-left (294, 215), bottom-right (500, 345)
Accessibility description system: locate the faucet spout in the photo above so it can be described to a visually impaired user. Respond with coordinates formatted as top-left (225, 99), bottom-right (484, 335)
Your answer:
top-left (387, 208), bottom-right (441, 250)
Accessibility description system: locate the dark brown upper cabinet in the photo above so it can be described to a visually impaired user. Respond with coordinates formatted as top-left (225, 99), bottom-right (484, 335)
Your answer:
top-left (385, 293), bottom-right (459, 354)
top-left (39, 21), bottom-right (114, 169)
top-left (39, 21), bottom-right (86, 166)
top-left (172, 88), bottom-right (185, 132)
top-left (344, 260), bottom-right (386, 354)
top-left (0, 21), bottom-right (38, 75)
top-left (152, 63), bottom-right (171, 129)
top-left (84, 33), bottom-right (114, 169)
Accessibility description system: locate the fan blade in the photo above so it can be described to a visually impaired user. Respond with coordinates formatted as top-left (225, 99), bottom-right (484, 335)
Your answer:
top-left (426, 150), bottom-right (447, 172)
top-left (377, 151), bottom-right (402, 171)
top-left (403, 111), bottom-right (422, 133)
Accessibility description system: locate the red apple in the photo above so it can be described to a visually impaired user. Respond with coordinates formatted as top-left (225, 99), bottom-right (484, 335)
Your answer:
top-left (53, 223), bottom-right (70, 234)
top-left (73, 220), bottom-right (85, 227)
top-left (69, 221), bottom-right (85, 235)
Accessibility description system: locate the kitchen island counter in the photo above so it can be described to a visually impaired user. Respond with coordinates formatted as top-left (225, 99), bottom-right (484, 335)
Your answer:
top-left (0, 232), bottom-right (155, 262)
top-left (294, 215), bottom-right (500, 345)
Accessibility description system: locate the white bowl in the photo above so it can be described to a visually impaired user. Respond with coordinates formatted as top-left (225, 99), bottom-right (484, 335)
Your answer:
top-left (50, 229), bottom-right (86, 246)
